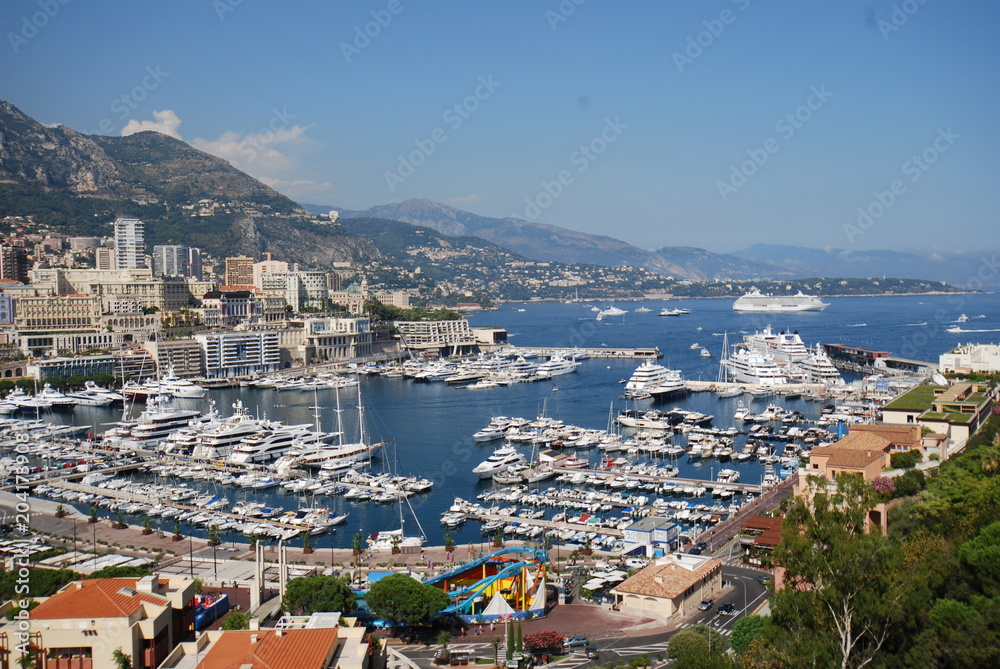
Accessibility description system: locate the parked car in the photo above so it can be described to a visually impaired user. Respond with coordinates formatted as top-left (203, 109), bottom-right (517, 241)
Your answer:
top-left (564, 635), bottom-right (589, 648)
top-left (717, 603), bottom-right (736, 616)
top-left (624, 558), bottom-right (647, 569)
top-left (756, 574), bottom-right (772, 585)
top-left (697, 598), bottom-right (714, 611)
top-left (586, 647), bottom-right (600, 659)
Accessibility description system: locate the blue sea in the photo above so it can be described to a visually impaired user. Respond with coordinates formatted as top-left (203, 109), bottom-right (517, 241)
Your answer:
top-left (54, 292), bottom-right (1000, 549)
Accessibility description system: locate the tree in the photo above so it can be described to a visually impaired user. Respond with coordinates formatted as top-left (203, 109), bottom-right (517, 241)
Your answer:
top-left (221, 611), bottom-right (254, 630)
top-left (666, 626), bottom-right (731, 669)
top-left (0, 568), bottom-right (79, 599)
top-left (365, 574), bottom-right (449, 631)
top-left (282, 574), bottom-right (355, 615)
top-left (957, 520), bottom-right (1000, 596)
top-left (436, 630), bottom-right (453, 649)
top-left (767, 474), bottom-right (909, 669)
top-left (86, 565), bottom-right (152, 580)
top-left (523, 630), bottom-right (564, 653)
top-left (491, 636), bottom-right (503, 663)
top-left (515, 621), bottom-right (523, 653)
top-left (111, 648), bottom-right (133, 669)
top-left (730, 615), bottom-right (768, 656)
top-left (16, 649), bottom-right (37, 669)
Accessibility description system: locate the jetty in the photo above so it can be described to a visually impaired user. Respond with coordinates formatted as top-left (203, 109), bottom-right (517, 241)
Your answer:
top-left (531, 346), bottom-right (662, 359)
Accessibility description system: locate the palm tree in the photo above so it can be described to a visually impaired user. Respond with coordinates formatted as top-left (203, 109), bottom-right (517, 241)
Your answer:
top-left (491, 636), bottom-right (503, 664)
top-left (111, 648), bottom-right (133, 669)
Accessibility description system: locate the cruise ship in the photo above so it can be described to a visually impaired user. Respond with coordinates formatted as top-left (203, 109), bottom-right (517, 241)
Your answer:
top-left (733, 289), bottom-right (829, 312)
top-left (720, 346), bottom-right (788, 386)
top-left (624, 361), bottom-right (671, 397)
top-left (536, 355), bottom-right (582, 378)
top-left (743, 326), bottom-right (810, 362)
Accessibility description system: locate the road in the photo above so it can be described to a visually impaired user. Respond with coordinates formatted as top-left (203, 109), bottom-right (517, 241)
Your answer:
top-left (389, 565), bottom-right (769, 669)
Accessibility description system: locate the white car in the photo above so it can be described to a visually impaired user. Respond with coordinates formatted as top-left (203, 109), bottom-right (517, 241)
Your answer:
top-left (624, 558), bottom-right (648, 569)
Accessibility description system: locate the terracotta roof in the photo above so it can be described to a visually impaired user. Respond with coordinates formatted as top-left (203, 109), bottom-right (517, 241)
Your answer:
top-left (740, 516), bottom-right (783, 533)
top-left (612, 555), bottom-right (721, 599)
top-left (754, 530), bottom-right (782, 548)
top-left (197, 629), bottom-right (339, 669)
top-left (30, 578), bottom-right (169, 620)
top-left (851, 423), bottom-right (921, 447)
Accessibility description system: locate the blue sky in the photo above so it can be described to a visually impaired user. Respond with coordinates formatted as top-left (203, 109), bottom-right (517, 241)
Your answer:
top-left (2, 0), bottom-right (997, 256)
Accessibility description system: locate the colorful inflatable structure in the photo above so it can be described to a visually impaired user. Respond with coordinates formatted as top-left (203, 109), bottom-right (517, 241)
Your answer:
top-left (425, 547), bottom-right (548, 623)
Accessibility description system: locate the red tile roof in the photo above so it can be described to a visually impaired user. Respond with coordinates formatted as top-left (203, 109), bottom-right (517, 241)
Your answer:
top-left (30, 578), bottom-right (169, 620)
top-left (197, 629), bottom-right (339, 669)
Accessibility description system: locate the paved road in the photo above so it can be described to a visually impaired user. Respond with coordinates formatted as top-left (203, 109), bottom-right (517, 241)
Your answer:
top-left (390, 565), bottom-right (769, 669)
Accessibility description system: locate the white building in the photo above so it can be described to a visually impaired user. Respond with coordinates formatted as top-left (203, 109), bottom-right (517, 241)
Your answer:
top-left (113, 217), bottom-right (146, 269)
top-left (194, 330), bottom-right (281, 379)
top-left (939, 342), bottom-right (1000, 373)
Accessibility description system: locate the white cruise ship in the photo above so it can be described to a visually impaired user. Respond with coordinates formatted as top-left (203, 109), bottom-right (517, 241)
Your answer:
top-left (720, 346), bottom-right (788, 386)
top-left (792, 345), bottom-right (845, 386)
top-left (536, 355), bottom-right (581, 378)
top-left (624, 361), bottom-right (671, 397)
top-left (733, 290), bottom-right (829, 312)
top-left (744, 326), bottom-right (810, 362)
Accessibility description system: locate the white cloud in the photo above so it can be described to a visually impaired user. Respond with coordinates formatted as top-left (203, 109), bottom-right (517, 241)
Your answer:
top-left (121, 109), bottom-right (182, 139)
top-left (191, 125), bottom-right (312, 175)
top-left (446, 194), bottom-right (482, 205)
top-left (258, 177), bottom-right (337, 202)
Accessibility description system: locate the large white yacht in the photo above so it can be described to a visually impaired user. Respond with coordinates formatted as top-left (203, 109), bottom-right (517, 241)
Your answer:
top-left (191, 400), bottom-right (268, 460)
top-left (536, 355), bottom-right (581, 378)
top-left (792, 345), bottom-right (845, 386)
top-left (226, 424), bottom-right (323, 466)
top-left (733, 289), bottom-right (829, 312)
top-left (720, 346), bottom-right (788, 386)
top-left (65, 381), bottom-right (123, 406)
top-left (103, 396), bottom-right (204, 447)
top-left (646, 368), bottom-right (690, 400)
top-left (472, 446), bottom-right (526, 479)
top-left (743, 326), bottom-right (810, 362)
top-left (625, 361), bottom-right (672, 397)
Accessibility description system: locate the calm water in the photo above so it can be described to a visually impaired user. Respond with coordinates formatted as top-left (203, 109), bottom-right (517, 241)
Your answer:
top-left (53, 292), bottom-right (1000, 549)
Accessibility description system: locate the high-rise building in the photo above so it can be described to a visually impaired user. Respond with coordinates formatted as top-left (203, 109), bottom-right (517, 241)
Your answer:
top-left (113, 218), bottom-right (146, 269)
top-left (95, 247), bottom-right (115, 270)
top-left (224, 255), bottom-right (254, 287)
top-left (0, 245), bottom-right (29, 283)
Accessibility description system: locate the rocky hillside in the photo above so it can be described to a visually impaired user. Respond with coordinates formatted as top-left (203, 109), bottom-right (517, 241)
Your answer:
top-left (0, 100), bottom-right (376, 265)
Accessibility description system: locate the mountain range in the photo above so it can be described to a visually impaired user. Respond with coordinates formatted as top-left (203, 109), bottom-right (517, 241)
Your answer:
top-left (0, 98), bottom-right (987, 286)
top-left (307, 200), bottom-right (991, 286)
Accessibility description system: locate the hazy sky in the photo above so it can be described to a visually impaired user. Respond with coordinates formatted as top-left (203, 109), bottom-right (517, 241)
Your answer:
top-left (2, 1), bottom-right (997, 256)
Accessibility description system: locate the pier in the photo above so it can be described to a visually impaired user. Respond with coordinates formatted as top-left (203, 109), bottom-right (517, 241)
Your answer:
top-left (531, 347), bottom-right (662, 359)
top-left (551, 466), bottom-right (765, 495)
top-left (457, 509), bottom-right (625, 539)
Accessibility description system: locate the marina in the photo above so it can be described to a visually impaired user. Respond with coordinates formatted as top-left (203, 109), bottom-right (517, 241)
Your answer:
top-left (6, 292), bottom-right (998, 553)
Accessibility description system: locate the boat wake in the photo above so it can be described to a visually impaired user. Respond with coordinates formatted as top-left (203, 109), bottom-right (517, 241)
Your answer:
top-left (845, 323), bottom-right (867, 327)
top-left (905, 322), bottom-right (928, 326)
top-left (946, 327), bottom-right (1000, 333)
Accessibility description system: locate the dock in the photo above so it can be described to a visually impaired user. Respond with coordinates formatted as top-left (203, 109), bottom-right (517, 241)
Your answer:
top-left (531, 347), bottom-right (662, 359)
top-left (551, 466), bottom-right (765, 495)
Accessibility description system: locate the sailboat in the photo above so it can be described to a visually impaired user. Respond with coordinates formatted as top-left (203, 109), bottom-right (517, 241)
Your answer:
top-left (715, 332), bottom-right (743, 398)
top-left (368, 444), bottom-right (427, 551)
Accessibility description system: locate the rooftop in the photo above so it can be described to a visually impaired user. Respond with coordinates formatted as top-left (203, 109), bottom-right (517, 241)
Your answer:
top-left (612, 553), bottom-right (720, 599)
top-left (882, 384), bottom-right (942, 412)
top-left (195, 628), bottom-right (339, 669)
top-left (29, 578), bottom-right (172, 620)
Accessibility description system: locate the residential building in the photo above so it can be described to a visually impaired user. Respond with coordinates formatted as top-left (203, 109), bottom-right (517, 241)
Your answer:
top-left (17, 575), bottom-right (196, 669)
top-left (611, 553), bottom-right (723, 620)
top-left (29, 353), bottom-right (117, 380)
top-left (939, 342), bottom-right (1000, 373)
top-left (159, 613), bottom-right (373, 669)
top-left (153, 245), bottom-right (203, 279)
top-left (260, 271), bottom-right (330, 311)
top-left (881, 382), bottom-right (996, 449)
top-left (224, 255), bottom-right (255, 287)
top-left (67, 236), bottom-right (101, 252)
top-left (194, 330), bottom-right (280, 379)
top-left (95, 247), bottom-right (115, 270)
top-left (148, 339), bottom-right (205, 378)
top-left (252, 253), bottom-right (290, 288)
top-left (0, 245), bottom-right (29, 283)
top-left (0, 290), bottom-right (14, 324)
top-left (114, 217), bottom-right (146, 269)
top-left (198, 290), bottom-right (261, 328)
top-left (285, 316), bottom-right (373, 364)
